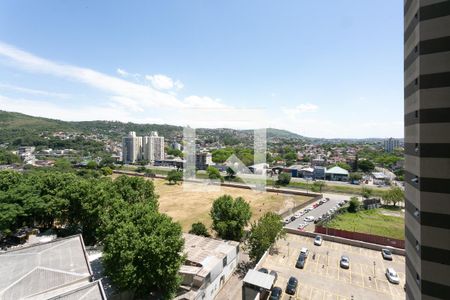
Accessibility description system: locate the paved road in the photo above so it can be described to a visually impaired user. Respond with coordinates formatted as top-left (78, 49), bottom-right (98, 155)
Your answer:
top-left (285, 193), bottom-right (352, 232)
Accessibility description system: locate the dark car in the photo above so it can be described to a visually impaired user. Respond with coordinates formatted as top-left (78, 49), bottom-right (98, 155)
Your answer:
top-left (258, 267), bottom-right (269, 274)
top-left (269, 286), bottom-right (282, 300)
top-left (381, 248), bottom-right (393, 260)
top-left (296, 254), bottom-right (306, 269)
top-left (285, 276), bottom-right (298, 295)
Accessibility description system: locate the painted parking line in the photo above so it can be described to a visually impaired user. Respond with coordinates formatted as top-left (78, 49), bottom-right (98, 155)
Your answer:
top-left (350, 271), bottom-right (364, 288)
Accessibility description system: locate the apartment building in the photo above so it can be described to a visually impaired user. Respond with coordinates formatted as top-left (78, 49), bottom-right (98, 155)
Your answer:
top-left (122, 131), bottom-right (165, 163)
top-left (404, 0), bottom-right (450, 299)
top-left (143, 131), bottom-right (165, 162)
top-left (384, 137), bottom-right (400, 153)
top-left (122, 131), bottom-right (142, 163)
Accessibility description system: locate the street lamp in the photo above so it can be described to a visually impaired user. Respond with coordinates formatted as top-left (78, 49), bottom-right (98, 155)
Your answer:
top-left (373, 261), bottom-right (376, 278)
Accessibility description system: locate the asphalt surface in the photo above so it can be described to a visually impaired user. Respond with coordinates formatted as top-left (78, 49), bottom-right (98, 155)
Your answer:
top-left (285, 193), bottom-right (351, 232)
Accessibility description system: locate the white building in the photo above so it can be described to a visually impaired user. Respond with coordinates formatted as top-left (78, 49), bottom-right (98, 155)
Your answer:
top-left (383, 137), bottom-right (400, 153)
top-left (176, 233), bottom-right (240, 300)
top-left (122, 131), bottom-right (142, 163)
top-left (143, 131), bottom-right (165, 162)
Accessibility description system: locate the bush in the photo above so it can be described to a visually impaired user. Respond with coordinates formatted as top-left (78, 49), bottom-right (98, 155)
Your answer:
top-left (277, 173), bottom-right (291, 186)
top-left (347, 196), bottom-right (360, 213)
top-left (189, 222), bottom-right (210, 237)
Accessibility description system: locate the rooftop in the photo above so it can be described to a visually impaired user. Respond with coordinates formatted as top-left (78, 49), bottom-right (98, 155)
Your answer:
top-left (0, 235), bottom-right (105, 300)
top-left (326, 166), bottom-right (349, 175)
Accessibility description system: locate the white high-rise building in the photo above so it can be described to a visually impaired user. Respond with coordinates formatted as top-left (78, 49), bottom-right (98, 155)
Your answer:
top-left (383, 137), bottom-right (400, 153)
top-left (143, 131), bottom-right (165, 162)
top-left (122, 131), bottom-right (142, 163)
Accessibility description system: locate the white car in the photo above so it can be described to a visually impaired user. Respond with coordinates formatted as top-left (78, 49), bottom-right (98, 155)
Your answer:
top-left (314, 235), bottom-right (323, 246)
top-left (304, 216), bottom-right (315, 222)
top-left (300, 247), bottom-right (309, 257)
top-left (386, 268), bottom-right (400, 284)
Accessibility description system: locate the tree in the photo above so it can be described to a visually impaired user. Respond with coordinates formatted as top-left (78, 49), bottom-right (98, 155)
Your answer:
top-left (144, 168), bottom-right (155, 178)
top-left (86, 160), bottom-right (98, 169)
top-left (347, 196), bottom-right (360, 213)
top-left (210, 195), bottom-right (251, 241)
top-left (358, 159), bottom-right (375, 173)
top-left (207, 166), bottom-right (222, 181)
top-left (336, 162), bottom-right (352, 171)
top-left (0, 150), bottom-right (20, 165)
top-left (113, 175), bottom-right (159, 209)
top-left (189, 222), bottom-right (210, 237)
top-left (102, 203), bottom-right (185, 299)
top-left (248, 212), bottom-right (284, 262)
top-left (361, 186), bottom-right (373, 199)
top-left (101, 166), bottom-right (113, 176)
top-left (312, 181), bottom-right (326, 192)
top-left (383, 187), bottom-right (404, 207)
top-left (54, 158), bottom-right (72, 171)
top-left (349, 172), bottom-right (363, 183)
top-left (166, 170), bottom-right (183, 185)
top-left (277, 173), bottom-right (291, 186)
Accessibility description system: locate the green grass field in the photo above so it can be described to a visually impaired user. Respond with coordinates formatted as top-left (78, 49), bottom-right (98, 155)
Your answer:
top-left (325, 208), bottom-right (405, 240)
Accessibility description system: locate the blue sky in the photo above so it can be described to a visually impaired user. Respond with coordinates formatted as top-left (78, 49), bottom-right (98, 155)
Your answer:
top-left (0, 1), bottom-right (403, 138)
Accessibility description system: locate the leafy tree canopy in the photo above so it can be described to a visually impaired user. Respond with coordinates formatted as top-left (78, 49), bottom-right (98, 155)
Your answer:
top-left (210, 195), bottom-right (251, 241)
top-left (248, 212), bottom-right (284, 262)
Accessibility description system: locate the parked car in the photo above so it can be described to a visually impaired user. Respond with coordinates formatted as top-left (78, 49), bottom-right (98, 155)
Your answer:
top-left (340, 256), bottom-right (350, 269)
top-left (314, 235), bottom-right (323, 246)
top-left (258, 267), bottom-right (269, 274)
top-left (296, 254), bottom-right (306, 269)
top-left (304, 216), bottom-right (315, 222)
top-left (269, 287), bottom-right (282, 300)
top-left (290, 216), bottom-right (296, 221)
top-left (386, 267), bottom-right (400, 284)
top-left (382, 248), bottom-right (393, 260)
top-left (300, 247), bottom-right (309, 257)
top-left (285, 276), bottom-right (298, 295)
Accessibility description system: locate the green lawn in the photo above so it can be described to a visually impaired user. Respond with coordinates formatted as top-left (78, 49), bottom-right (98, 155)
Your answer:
top-left (324, 208), bottom-right (405, 240)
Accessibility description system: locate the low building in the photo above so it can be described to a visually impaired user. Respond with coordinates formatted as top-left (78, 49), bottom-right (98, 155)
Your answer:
top-left (313, 166), bottom-right (326, 180)
top-left (372, 172), bottom-right (388, 185)
top-left (176, 233), bottom-right (240, 300)
top-left (242, 269), bottom-right (275, 300)
top-left (0, 235), bottom-right (106, 299)
top-left (154, 157), bottom-right (185, 169)
top-left (325, 166), bottom-right (349, 181)
top-left (300, 167), bottom-right (314, 179)
top-left (196, 152), bottom-right (213, 170)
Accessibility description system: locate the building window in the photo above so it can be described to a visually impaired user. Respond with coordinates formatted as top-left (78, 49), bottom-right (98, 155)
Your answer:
top-left (411, 176), bottom-right (419, 185)
top-left (414, 45), bottom-right (418, 53)
top-left (416, 273), bottom-right (421, 286)
top-left (223, 256), bottom-right (227, 267)
top-left (416, 240), bottom-right (420, 253)
top-left (414, 78), bottom-right (418, 86)
top-left (414, 208), bottom-right (420, 218)
top-left (415, 143), bottom-right (419, 152)
top-left (414, 13), bottom-right (418, 19)
top-left (415, 110), bottom-right (419, 118)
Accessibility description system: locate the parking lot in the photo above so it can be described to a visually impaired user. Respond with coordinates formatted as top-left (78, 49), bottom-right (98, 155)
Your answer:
top-left (259, 234), bottom-right (405, 300)
top-left (285, 193), bottom-right (351, 232)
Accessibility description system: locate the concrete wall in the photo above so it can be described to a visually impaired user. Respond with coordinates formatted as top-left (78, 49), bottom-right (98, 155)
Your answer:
top-left (284, 228), bottom-right (406, 256)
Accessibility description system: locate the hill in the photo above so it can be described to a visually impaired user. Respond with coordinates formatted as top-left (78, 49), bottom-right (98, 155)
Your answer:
top-left (0, 110), bottom-right (308, 148)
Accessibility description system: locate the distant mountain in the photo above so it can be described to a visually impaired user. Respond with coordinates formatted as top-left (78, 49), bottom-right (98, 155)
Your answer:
top-left (0, 110), bottom-right (389, 148)
top-left (0, 110), bottom-right (308, 147)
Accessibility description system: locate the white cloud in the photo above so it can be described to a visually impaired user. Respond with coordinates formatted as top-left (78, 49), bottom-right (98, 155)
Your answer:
top-left (116, 68), bottom-right (129, 77)
top-left (0, 41), bottom-right (183, 109)
top-left (0, 83), bottom-right (69, 98)
top-left (281, 103), bottom-right (319, 119)
top-left (183, 95), bottom-right (228, 109)
top-left (145, 74), bottom-right (183, 90)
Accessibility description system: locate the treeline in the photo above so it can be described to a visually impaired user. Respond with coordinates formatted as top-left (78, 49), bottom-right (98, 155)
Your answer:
top-left (0, 168), bottom-right (184, 298)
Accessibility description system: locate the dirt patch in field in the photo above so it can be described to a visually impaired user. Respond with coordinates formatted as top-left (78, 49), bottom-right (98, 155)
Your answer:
top-left (150, 178), bottom-right (312, 232)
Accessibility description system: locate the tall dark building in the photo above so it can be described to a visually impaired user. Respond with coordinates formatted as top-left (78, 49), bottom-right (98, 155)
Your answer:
top-left (404, 0), bottom-right (450, 299)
